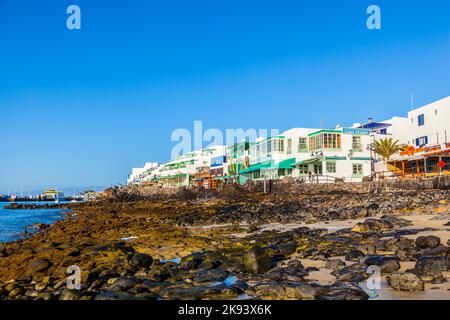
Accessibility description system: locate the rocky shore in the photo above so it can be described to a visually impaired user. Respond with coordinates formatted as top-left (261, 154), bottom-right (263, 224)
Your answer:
top-left (0, 182), bottom-right (449, 300)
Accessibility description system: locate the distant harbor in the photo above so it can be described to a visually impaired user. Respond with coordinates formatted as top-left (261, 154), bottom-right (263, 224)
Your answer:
top-left (0, 188), bottom-right (92, 203)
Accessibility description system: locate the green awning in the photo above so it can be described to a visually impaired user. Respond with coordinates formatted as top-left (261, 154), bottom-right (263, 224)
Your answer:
top-left (350, 157), bottom-right (371, 161)
top-left (272, 158), bottom-right (296, 169)
top-left (240, 161), bottom-right (273, 174)
top-left (325, 156), bottom-right (347, 161)
top-left (159, 174), bottom-right (186, 179)
top-left (295, 157), bottom-right (322, 166)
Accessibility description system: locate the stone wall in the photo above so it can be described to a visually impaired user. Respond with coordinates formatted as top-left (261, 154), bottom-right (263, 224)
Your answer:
top-left (107, 176), bottom-right (450, 202)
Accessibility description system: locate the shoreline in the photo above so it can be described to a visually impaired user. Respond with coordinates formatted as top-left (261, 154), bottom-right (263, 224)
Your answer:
top-left (0, 185), bottom-right (449, 300)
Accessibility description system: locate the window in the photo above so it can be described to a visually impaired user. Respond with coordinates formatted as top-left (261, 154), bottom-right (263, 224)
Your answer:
top-left (266, 138), bottom-right (285, 154)
top-left (415, 136), bottom-right (428, 147)
top-left (352, 136), bottom-right (362, 151)
top-left (309, 133), bottom-right (341, 151)
top-left (380, 128), bottom-right (387, 135)
top-left (418, 114), bottom-right (425, 126)
top-left (352, 163), bottom-right (363, 177)
top-left (314, 163), bottom-right (323, 175)
top-left (298, 164), bottom-right (308, 175)
top-left (326, 162), bottom-right (336, 173)
top-left (298, 137), bottom-right (308, 152)
top-left (279, 139), bottom-right (284, 152)
top-left (287, 139), bottom-right (292, 154)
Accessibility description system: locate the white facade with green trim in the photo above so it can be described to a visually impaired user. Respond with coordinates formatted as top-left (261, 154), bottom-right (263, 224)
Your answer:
top-left (241, 127), bottom-right (372, 183)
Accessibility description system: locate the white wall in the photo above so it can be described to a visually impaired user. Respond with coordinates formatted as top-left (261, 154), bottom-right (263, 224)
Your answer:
top-left (380, 117), bottom-right (410, 144)
top-left (406, 96), bottom-right (450, 147)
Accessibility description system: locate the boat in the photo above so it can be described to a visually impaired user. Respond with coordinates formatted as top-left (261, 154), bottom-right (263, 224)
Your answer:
top-left (41, 189), bottom-right (65, 202)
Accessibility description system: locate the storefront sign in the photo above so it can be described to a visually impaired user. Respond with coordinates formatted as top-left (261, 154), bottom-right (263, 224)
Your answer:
top-left (343, 128), bottom-right (370, 135)
top-left (211, 156), bottom-right (226, 167)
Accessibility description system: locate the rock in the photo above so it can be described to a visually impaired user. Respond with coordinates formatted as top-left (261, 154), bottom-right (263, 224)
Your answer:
top-left (415, 236), bottom-right (441, 249)
top-left (129, 252), bottom-right (153, 268)
top-left (38, 292), bottom-right (55, 300)
top-left (394, 238), bottom-right (416, 250)
top-left (318, 283), bottom-right (369, 300)
top-left (197, 260), bottom-right (219, 270)
top-left (105, 277), bottom-right (139, 291)
top-left (431, 277), bottom-right (447, 284)
top-left (325, 259), bottom-right (346, 270)
top-left (159, 283), bottom-right (238, 300)
top-left (28, 259), bottom-right (50, 274)
top-left (191, 269), bottom-right (228, 284)
top-left (242, 246), bottom-right (272, 274)
top-left (99, 269), bottom-right (120, 280)
top-left (395, 248), bottom-right (411, 261)
top-left (363, 255), bottom-right (401, 274)
top-left (352, 218), bottom-right (394, 233)
top-left (0, 245), bottom-right (6, 257)
top-left (35, 282), bottom-right (48, 292)
top-left (250, 281), bottom-right (322, 300)
top-left (231, 280), bottom-right (248, 293)
top-left (380, 215), bottom-right (412, 228)
top-left (94, 291), bottom-right (138, 300)
top-left (266, 263), bottom-right (308, 281)
top-left (345, 250), bottom-right (364, 262)
top-left (420, 245), bottom-right (447, 257)
top-left (332, 263), bottom-right (369, 283)
top-left (8, 287), bottom-right (24, 298)
top-left (59, 289), bottom-right (82, 300)
top-left (358, 243), bottom-right (376, 255)
top-left (387, 272), bottom-right (424, 292)
top-left (25, 290), bottom-right (40, 298)
top-left (391, 238), bottom-right (418, 261)
top-left (53, 279), bottom-right (66, 290)
top-left (148, 265), bottom-right (173, 282)
top-left (415, 256), bottom-right (449, 276)
top-left (5, 282), bottom-right (20, 292)
top-left (180, 252), bottom-right (204, 270)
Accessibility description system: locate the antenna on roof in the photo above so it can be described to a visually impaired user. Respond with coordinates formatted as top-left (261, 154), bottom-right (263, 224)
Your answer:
top-left (410, 92), bottom-right (415, 111)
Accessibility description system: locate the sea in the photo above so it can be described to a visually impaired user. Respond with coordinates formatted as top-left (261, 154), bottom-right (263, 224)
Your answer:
top-left (0, 202), bottom-right (67, 243)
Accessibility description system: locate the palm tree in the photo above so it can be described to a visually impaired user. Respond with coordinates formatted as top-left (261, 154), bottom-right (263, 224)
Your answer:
top-left (373, 138), bottom-right (402, 162)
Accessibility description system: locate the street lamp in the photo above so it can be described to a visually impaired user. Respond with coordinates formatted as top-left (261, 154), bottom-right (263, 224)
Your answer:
top-left (367, 142), bottom-right (376, 179)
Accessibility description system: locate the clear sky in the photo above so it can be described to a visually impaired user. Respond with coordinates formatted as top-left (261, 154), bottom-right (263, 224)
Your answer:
top-left (0, 0), bottom-right (449, 192)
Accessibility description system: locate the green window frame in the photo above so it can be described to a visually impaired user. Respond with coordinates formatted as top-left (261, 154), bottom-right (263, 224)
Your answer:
top-left (298, 137), bottom-right (308, 152)
top-left (326, 162), bottom-right (336, 173)
top-left (298, 164), bottom-right (308, 175)
top-left (352, 163), bottom-right (363, 178)
top-left (352, 136), bottom-right (363, 152)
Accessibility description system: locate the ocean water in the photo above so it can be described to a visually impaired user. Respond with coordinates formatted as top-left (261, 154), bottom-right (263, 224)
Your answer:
top-left (0, 202), bottom-right (66, 243)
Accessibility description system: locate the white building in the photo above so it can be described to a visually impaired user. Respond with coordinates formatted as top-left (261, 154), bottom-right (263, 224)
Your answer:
top-left (404, 96), bottom-right (450, 147)
top-left (155, 145), bottom-right (227, 188)
top-left (127, 96), bottom-right (450, 186)
top-left (127, 162), bottom-right (160, 185)
top-left (361, 96), bottom-right (450, 177)
top-left (241, 127), bottom-right (372, 183)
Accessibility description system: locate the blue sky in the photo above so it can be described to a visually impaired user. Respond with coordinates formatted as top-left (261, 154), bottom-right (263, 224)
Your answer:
top-left (0, 0), bottom-right (449, 191)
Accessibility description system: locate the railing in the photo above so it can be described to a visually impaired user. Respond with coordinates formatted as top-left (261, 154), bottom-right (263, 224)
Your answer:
top-left (373, 169), bottom-right (450, 180)
top-left (295, 175), bottom-right (338, 184)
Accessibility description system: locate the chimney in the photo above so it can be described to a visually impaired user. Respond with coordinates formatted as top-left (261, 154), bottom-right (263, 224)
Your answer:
top-left (368, 117), bottom-right (374, 124)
